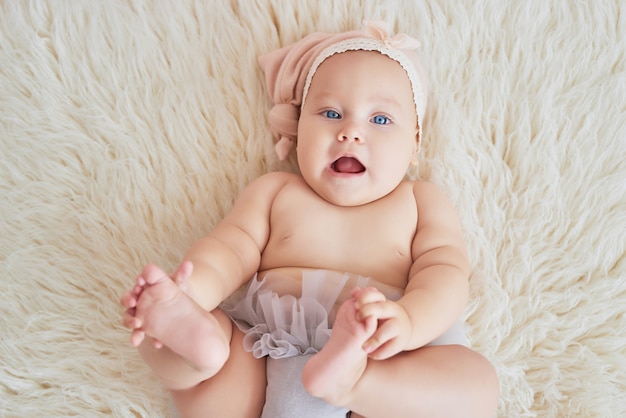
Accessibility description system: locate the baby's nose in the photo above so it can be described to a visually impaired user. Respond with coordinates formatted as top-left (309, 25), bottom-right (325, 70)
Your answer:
top-left (337, 122), bottom-right (363, 143)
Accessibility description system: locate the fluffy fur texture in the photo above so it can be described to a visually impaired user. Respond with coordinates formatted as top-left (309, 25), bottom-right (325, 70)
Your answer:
top-left (1, 1), bottom-right (624, 416)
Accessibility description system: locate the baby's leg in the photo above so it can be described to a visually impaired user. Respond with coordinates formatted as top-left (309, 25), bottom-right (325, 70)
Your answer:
top-left (123, 264), bottom-right (266, 417)
top-left (169, 315), bottom-right (267, 418)
top-left (302, 291), bottom-right (499, 417)
top-left (124, 264), bottom-right (230, 389)
top-left (343, 345), bottom-right (498, 418)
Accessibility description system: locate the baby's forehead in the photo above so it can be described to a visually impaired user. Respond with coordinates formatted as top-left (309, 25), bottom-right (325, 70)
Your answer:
top-left (306, 50), bottom-right (414, 99)
top-left (302, 44), bottom-right (424, 112)
top-left (318, 49), bottom-right (401, 68)
top-left (321, 48), bottom-right (387, 61)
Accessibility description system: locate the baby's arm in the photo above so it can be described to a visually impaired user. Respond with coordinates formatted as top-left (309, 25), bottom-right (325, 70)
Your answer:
top-left (359, 181), bottom-right (470, 355)
top-left (173, 171), bottom-right (292, 311)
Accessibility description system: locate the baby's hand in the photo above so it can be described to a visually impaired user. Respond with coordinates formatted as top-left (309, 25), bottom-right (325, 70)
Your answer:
top-left (352, 287), bottom-right (412, 360)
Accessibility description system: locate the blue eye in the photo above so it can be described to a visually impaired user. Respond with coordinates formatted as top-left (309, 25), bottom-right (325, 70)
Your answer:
top-left (371, 115), bottom-right (390, 125)
top-left (323, 110), bottom-right (341, 119)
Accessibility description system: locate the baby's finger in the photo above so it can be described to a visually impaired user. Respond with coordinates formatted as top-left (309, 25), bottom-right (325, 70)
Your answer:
top-left (357, 299), bottom-right (396, 322)
top-left (354, 287), bottom-right (386, 308)
top-left (368, 338), bottom-right (402, 360)
top-left (362, 329), bottom-right (390, 355)
top-left (363, 313), bottom-right (378, 335)
top-left (363, 322), bottom-right (401, 358)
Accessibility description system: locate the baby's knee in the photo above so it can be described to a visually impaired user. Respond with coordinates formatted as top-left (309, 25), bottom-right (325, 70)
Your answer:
top-left (475, 353), bottom-right (499, 415)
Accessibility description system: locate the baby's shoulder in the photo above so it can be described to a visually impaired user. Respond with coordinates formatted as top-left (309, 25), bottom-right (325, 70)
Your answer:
top-left (255, 171), bottom-right (312, 192)
top-left (407, 179), bottom-right (448, 200)
top-left (249, 171), bottom-right (300, 190)
top-left (255, 170), bottom-right (300, 183)
top-left (243, 171), bottom-right (306, 203)
top-left (393, 179), bottom-right (439, 202)
top-left (409, 180), bottom-right (460, 223)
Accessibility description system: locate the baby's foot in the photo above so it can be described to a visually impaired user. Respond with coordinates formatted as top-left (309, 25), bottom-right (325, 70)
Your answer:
top-left (130, 264), bottom-right (229, 372)
top-left (301, 289), bottom-right (377, 407)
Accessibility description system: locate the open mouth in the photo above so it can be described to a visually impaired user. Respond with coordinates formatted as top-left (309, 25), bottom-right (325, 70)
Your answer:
top-left (331, 156), bottom-right (365, 174)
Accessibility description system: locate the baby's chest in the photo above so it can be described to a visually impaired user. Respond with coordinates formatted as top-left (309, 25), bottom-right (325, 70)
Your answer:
top-left (276, 210), bottom-right (410, 252)
top-left (265, 187), bottom-right (418, 274)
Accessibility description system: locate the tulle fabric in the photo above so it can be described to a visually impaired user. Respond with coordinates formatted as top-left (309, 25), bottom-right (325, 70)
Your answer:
top-left (220, 270), bottom-right (403, 359)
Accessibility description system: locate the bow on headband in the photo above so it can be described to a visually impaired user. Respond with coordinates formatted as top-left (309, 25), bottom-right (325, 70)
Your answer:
top-left (363, 20), bottom-right (421, 50)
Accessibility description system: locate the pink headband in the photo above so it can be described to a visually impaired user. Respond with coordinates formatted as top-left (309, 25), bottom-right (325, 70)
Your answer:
top-left (259, 20), bottom-right (428, 160)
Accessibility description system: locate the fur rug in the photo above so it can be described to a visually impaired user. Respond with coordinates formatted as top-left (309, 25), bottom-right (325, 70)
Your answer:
top-left (1, 1), bottom-right (624, 416)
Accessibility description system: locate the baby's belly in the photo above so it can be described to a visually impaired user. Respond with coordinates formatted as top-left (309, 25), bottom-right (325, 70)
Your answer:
top-left (257, 267), bottom-right (306, 296)
top-left (257, 266), bottom-right (404, 305)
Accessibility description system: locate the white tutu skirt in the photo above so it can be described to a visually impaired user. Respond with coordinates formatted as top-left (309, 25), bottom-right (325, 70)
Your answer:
top-left (220, 269), bottom-right (467, 360)
top-left (220, 270), bottom-right (400, 359)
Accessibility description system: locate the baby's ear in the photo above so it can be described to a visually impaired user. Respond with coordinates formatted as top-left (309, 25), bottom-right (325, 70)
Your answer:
top-left (414, 124), bottom-right (421, 153)
top-left (415, 130), bottom-right (420, 145)
top-left (410, 140), bottom-right (420, 167)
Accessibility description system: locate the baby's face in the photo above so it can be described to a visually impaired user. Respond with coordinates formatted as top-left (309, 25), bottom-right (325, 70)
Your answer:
top-left (297, 50), bottom-right (418, 206)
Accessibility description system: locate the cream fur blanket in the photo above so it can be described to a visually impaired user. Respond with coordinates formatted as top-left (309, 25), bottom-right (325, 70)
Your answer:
top-left (1, 1), bottom-right (625, 417)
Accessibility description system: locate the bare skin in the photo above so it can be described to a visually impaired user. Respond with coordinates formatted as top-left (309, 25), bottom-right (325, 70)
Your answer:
top-left (301, 287), bottom-right (378, 404)
top-left (121, 50), bottom-right (499, 417)
top-left (122, 263), bottom-right (267, 416)
top-left (303, 286), bottom-right (499, 418)
top-left (121, 263), bottom-right (229, 374)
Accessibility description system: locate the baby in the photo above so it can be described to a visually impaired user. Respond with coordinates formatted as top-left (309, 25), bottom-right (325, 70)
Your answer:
top-left (121, 21), bottom-right (498, 418)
